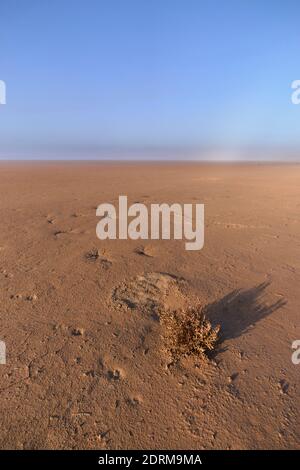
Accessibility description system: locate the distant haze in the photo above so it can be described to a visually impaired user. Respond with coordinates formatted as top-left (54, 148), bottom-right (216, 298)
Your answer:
top-left (1, 1), bottom-right (300, 160)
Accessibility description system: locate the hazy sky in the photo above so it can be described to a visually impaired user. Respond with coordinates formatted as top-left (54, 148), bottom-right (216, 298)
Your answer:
top-left (1, 0), bottom-right (300, 159)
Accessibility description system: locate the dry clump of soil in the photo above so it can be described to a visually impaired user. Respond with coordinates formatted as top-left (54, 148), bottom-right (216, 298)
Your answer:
top-left (112, 272), bottom-right (185, 313)
top-left (85, 247), bottom-right (99, 261)
top-left (85, 247), bottom-right (112, 269)
top-left (160, 305), bottom-right (220, 361)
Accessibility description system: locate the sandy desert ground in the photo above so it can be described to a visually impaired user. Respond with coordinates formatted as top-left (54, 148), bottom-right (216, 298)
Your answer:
top-left (0, 162), bottom-right (299, 449)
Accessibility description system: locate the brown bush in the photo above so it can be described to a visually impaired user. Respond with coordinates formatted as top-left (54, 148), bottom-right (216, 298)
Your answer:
top-left (160, 305), bottom-right (220, 361)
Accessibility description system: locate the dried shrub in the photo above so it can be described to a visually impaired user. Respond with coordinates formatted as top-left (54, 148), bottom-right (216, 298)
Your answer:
top-left (160, 305), bottom-right (220, 361)
top-left (85, 248), bottom-right (99, 261)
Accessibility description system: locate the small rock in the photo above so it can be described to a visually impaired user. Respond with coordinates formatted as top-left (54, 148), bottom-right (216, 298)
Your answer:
top-left (71, 327), bottom-right (84, 336)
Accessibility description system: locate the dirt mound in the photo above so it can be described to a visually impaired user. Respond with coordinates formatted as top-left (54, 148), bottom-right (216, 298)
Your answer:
top-left (112, 272), bottom-right (186, 315)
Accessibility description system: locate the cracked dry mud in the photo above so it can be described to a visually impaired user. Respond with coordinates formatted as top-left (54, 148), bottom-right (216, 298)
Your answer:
top-left (0, 162), bottom-right (299, 449)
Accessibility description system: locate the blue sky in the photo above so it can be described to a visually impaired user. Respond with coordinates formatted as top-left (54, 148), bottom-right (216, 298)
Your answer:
top-left (1, 0), bottom-right (300, 159)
